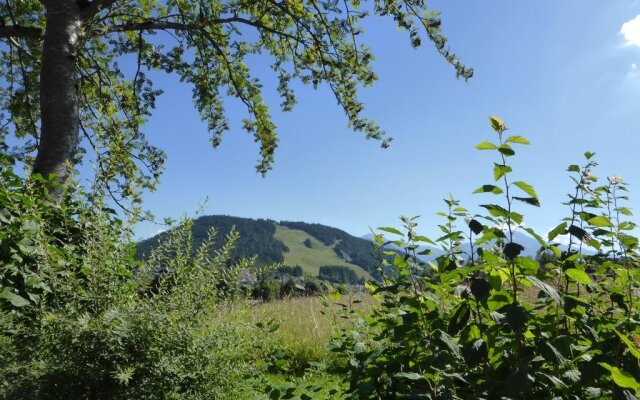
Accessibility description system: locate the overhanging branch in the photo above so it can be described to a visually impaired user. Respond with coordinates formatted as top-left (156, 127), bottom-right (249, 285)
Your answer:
top-left (105, 20), bottom-right (199, 33)
top-left (101, 16), bottom-right (303, 43)
top-left (0, 25), bottom-right (42, 39)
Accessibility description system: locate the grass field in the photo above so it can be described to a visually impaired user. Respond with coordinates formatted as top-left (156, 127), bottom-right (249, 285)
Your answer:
top-left (273, 225), bottom-right (371, 280)
top-left (246, 294), bottom-right (375, 399)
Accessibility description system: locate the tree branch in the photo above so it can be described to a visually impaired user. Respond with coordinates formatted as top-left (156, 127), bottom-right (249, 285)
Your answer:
top-left (104, 20), bottom-right (199, 33)
top-left (101, 16), bottom-right (302, 43)
top-left (81, 0), bottom-right (119, 18)
top-left (0, 25), bottom-right (42, 39)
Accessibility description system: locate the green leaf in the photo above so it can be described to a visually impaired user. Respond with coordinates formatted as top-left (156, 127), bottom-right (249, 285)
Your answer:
top-left (473, 185), bottom-right (503, 195)
top-left (600, 363), bottom-right (640, 390)
top-left (584, 151), bottom-right (596, 160)
top-left (522, 227), bottom-right (546, 247)
top-left (505, 135), bottom-right (530, 145)
top-left (394, 372), bottom-right (424, 381)
top-left (567, 165), bottom-right (580, 173)
top-left (498, 144), bottom-right (515, 156)
top-left (548, 222), bottom-right (568, 241)
top-left (565, 268), bottom-right (591, 285)
top-left (476, 141), bottom-right (498, 150)
top-left (480, 204), bottom-right (509, 219)
top-left (513, 197), bottom-right (540, 207)
top-left (588, 216), bottom-right (613, 228)
top-left (393, 255), bottom-right (407, 268)
top-left (526, 275), bottom-right (562, 305)
top-left (512, 181), bottom-right (539, 200)
top-left (0, 287), bottom-right (30, 307)
top-left (489, 116), bottom-right (506, 132)
top-left (487, 291), bottom-right (511, 311)
top-left (378, 227), bottom-right (403, 236)
top-left (448, 301), bottom-right (471, 335)
top-left (438, 330), bottom-right (462, 358)
top-left (545, 341), bottom-right (567, 366)
top-left (494, 164), bottom-right (512, 181)
top-left (615, 330), bottom-right (640, 360)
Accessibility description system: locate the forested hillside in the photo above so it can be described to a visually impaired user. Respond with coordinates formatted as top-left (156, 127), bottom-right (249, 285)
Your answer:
top-left (279, 221), bottom-right (382, 278)
top-left (136, 215), bottom-right (379, 279)
top-left (136, 215), bottom-right (289, 264)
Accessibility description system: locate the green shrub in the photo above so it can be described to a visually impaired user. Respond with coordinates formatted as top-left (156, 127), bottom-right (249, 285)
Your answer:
top-left (0, 158), bottom-right (268, 399)
top-left (333, 117), bottom-right (640, 400)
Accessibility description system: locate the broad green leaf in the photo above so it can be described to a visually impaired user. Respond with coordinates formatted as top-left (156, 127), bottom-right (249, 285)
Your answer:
top-left (473, 185), bottom-right (503, 195)
top-left (513, 181), bottom-right (539, 200)
top-left (565, 268), bottom-right (591, 285)
top-left (548, 222), bottom-right (568, 241)
top-left (522, 227), bottom-right (546, 247)
top-left (526, 275), bottom-right (562, 305)
top-left (588, 216), bottom-right (613, 228)
top-left (616, 207), bottom-right (633, 216)
top-left (545, 341), bottom-right (567, 366)
top-left (0, 288), bottom-right (30, 307)
top-left (393, 255), bottom-right (408, 268)
top-left (494, 164), bottom-right (512, 181)
top-left (498, 144), bottom-right (515, 156)
top-left (567, 164), bottom-right (580, 172)
top-left (505, 135), bottom-right (530, 145)
top-left (510, 211), bottom-right (524, 224)
top-left (438, 330), bottom-right (462, 358)
top-left (476, 141), bottom-right (498, 150)
top-left (448, 301), bottom-right (471, 335)
top-left (378, 227), bottom-right (403, 236)
top-left (394, 372), bottom-right (424, 381)
top-left (615, 330), bottom-right (640, 360)
top-left (600, 363), bottom-right (640, 390)
top-left (513, 197), bottom-right (540, 207)
top-left (487, 291), bottom-right (511, 311)
top-left (480, 204), bottom-right (509, 219)
top-left (413, 235), bottom-right (436, 245)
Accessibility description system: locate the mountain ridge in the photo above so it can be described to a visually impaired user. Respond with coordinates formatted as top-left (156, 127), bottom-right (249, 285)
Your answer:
top-left (136, 215), bottom-right (382, 280)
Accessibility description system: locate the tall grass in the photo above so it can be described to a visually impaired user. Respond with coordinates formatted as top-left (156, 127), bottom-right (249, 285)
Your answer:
top-left (251, 294), bottom-right (374, 372)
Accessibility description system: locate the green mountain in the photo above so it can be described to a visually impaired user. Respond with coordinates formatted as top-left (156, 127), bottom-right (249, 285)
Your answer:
top-left (136, 215), bottom-right (379, 280)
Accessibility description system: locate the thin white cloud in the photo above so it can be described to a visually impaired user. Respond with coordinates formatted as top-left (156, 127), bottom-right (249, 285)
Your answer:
top-left (621, 15), bottom-right (640, 47)
top-left (630, 63), bottom-right (639, 78)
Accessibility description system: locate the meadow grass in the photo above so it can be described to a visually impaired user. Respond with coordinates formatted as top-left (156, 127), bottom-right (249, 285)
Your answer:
top-left (273, 226), bottom-right (371, 280)
top-left (250, 294), bottom-right (374, 371)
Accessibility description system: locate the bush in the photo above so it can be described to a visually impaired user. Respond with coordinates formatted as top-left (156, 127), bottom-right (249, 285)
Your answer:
top-left (0, 158), bottom-right (269, 399)
top-left (333, 117), bottom-right (640, 399)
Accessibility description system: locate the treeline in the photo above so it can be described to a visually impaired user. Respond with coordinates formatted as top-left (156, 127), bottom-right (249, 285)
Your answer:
top-left (137, 215), bottom-right (288, 265)
top-left (276, 265), bottom-right (303, 277)
top-left (279, 221), bottom-right (382, 279)
top-left (318, 265), bottom-right (363, 285)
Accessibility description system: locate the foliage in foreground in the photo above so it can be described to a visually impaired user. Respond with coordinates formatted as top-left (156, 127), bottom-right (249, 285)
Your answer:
top-left (3, 116), bottom-right (640, 400)
top-left (334, 117), bottom-right (640, 399)
top-left (0, 158), bottom-right (269, 399)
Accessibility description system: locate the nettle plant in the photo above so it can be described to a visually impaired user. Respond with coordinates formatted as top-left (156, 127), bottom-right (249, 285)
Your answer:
top-left (333, 117), bottom-right (640, 399)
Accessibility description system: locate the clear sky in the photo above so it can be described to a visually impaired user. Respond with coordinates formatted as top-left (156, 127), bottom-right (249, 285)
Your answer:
top-left (131, 0), bottom-right (640, 240)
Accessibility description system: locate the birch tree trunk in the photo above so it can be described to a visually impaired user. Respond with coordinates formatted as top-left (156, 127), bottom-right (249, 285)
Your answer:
top-left (32, 1), bottom-right (82, 201)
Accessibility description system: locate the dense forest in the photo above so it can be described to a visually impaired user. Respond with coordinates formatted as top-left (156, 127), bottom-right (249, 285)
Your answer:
top-left (136, 215), bottom-right (289, 265)
top-left (318, 266), bottom-right (364, 285)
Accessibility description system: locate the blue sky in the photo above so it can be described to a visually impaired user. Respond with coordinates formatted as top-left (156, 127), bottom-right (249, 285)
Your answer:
top-left (132, 1), bottom-right (640, 240)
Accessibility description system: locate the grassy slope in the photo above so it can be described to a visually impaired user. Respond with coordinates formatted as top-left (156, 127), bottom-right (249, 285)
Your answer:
top-left (273, 225), bottom-right (371, 280)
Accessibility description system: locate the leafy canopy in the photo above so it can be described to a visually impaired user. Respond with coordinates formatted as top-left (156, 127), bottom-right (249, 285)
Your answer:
top-left (1, 0), bottom-right (472, 204)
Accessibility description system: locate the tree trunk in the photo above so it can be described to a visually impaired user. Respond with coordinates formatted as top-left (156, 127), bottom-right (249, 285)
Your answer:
top-left (32, 1), bottom-right (82, 201)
